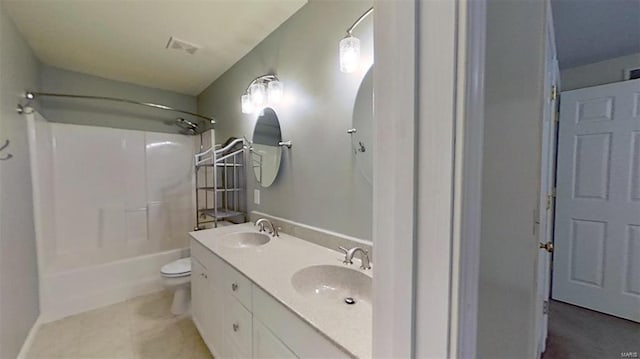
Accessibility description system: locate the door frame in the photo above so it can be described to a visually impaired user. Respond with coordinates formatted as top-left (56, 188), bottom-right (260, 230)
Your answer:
top-left (446, 0), bottom-right (551, 357)
top-left (372, 0), bottom-right (486, 357)
top-left (450, 0), bottom-right (487, 356)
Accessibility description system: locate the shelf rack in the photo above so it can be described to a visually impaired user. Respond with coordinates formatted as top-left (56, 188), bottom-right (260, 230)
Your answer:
top-left (194, 138), bottom-right (247, 229)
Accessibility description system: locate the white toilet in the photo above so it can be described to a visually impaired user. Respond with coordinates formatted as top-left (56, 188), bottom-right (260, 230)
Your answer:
top-left (161, 257), bottom-right (191, 315)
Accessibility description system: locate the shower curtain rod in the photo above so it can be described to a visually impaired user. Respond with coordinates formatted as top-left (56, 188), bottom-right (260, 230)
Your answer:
top-left (22, 91), bottom-right (216, 124)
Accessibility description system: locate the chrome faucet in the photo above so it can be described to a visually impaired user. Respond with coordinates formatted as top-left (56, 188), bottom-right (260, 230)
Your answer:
top-left (255, 218), bottom-right (279, 237)
top-left (338, 246), bottom-right (372, 270)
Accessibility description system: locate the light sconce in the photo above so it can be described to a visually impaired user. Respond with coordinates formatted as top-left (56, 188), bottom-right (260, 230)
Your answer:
top-left (241, 94), bottom-right (254, 114)
top-left (241, 74), bottom-right (283, 114)
top-left (268, 80), bottom-right (284, 103)
top-left (339, 7), bottom-right (373, 73)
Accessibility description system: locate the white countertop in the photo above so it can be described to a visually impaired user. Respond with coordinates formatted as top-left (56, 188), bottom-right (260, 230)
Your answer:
top-left (189, 223), bottom-right (372, 358)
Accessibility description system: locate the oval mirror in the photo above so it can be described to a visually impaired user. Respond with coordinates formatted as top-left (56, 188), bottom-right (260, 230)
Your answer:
top-left (251, 107), bottom-right (282, 187)
top-left (351, 66), bottom-right (373, 184)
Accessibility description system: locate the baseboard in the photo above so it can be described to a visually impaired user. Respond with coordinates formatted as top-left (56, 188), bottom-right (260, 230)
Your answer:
top-left (17, 315), bottom-right (41, 359)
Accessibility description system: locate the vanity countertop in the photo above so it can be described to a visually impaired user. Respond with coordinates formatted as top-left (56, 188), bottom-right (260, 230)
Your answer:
top-left (189, 222), bottom-right (372, 358)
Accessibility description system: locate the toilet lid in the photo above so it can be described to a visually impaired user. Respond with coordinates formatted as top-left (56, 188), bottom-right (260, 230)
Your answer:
top-left (161, 258), bottom-right (191, 277)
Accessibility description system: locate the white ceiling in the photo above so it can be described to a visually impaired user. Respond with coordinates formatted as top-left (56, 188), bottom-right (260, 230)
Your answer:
top-left (3, 0), bottom-right (307, 95)
top-left (552, 0), bottom-right (640, 69)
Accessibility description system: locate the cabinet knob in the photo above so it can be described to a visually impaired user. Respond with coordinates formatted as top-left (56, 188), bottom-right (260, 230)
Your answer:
top-left (231, 282), bottom-right (238, 291)
top-left (232, 323), bottom-right (239, 332)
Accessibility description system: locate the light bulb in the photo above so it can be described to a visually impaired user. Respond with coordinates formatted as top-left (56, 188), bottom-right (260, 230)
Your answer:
top-left (241, 94), bottom-right (254, 114)
top-left (267, 80), bottom-right (284, 104)
top-left (339, 35), bottom-right (360, 73)
top-left (250, 82), bottom-right (267, 109)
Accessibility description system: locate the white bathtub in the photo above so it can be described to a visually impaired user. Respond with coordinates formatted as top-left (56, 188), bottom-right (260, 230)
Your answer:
top-left (39, 247), bottom-right (189, 323)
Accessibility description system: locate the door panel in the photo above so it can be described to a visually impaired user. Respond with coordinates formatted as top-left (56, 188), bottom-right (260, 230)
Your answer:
top-left (569, 219), bottom-right (606, 286)
top-left (626, 225), bottom-right (640, 296)
top-left (553, 78), bottom-right (640, 322)
top-left (631, 132), bottom-right (640, 201)
top-left (573, 133), bottom-right (611, 199)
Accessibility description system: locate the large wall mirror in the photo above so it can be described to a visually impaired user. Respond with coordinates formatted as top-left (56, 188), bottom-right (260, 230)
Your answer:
top-left (350, 66), bottom-right (373, 184)
top-left (251, 107), bottom-right (282, 187)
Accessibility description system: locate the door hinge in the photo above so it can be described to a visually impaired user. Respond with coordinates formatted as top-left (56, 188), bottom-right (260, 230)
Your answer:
top-left (551, 85), bottom-right (557, 101)
top-left (545, 188), bottom-right (556, 210)
top-left (539, 241), bottom-right (554, 253)
top-left (543, 300), bottom-right (549, 315)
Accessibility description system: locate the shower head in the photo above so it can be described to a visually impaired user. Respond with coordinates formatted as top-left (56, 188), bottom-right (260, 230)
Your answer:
top-left (175, 117), bottom-right (199, 135)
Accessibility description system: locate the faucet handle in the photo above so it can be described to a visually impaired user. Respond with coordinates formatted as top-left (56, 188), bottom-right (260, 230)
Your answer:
top-left (272, 226), bottom-right (281, 237)
top-left (359, 249), bottom-right (371, 270)
top-left (338, 246), bottom-right (352, 265)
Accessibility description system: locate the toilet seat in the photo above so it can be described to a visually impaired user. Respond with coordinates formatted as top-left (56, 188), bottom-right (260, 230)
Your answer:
top-left (161, 258), bottom-right (191, 278)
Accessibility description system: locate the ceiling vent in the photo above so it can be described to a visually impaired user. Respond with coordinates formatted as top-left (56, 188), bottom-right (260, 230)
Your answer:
top-left (166, 36), bottom-right (201, 55)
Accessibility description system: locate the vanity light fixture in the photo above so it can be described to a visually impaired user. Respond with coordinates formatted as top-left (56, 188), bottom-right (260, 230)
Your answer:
top-left (241, 94), bottom-right (254, 114)
top-left (249, 82), bottom-right (267, 108)
top-left (241, 74), bottom-right (283, 114)
top-left (339, 6), bottom-right (373, 73)
top-left (268, 80), bottom-right (284, 104)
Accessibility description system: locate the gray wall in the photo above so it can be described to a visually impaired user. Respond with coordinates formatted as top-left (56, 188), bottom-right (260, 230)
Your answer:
top-left (0, 3), bottom-right (40, 357)
top-left (477, 0), bottom-right (547, 358)
top-left (561, 52), bottom-right (640, 91)
top-left (198, 0), bottom-right (373, 240)
top-left (40, 65), bottom-right (197, 134)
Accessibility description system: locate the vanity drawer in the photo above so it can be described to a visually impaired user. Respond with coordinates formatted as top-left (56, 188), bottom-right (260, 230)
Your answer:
top-left (223, 295), bottom-right (253, 359)
top-left (252, 286), bottom-right (350, 358)
top-left (224, 262), bottom-right (253, 311)
top-left (253, 317), bottom-right (298, 359)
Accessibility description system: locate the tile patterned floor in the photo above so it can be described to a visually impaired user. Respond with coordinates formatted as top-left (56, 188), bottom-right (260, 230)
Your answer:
top-left (28, 291), bottom-right (213, 359)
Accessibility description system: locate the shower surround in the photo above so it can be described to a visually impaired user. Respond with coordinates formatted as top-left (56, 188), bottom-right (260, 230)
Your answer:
top-left (27, 112), bottom-right (195, 322)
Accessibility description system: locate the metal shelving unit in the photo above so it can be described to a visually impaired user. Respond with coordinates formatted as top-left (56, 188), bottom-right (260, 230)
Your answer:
top-left (194, 138), bottom-right (247, 229)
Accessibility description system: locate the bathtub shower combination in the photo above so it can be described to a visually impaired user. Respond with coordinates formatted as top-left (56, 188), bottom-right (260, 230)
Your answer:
top-left (27, 111), bottom-right (196, 322)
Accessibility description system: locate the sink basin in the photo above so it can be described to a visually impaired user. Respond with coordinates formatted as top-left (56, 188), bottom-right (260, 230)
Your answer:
top-left (221, 232), bottom-right (271, 248)
top-left (291, 265), bottom-right (371, 305)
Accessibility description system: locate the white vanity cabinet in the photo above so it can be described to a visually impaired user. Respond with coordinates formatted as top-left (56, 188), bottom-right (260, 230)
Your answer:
top-left (223, 293), bottom-right (253, 358)
top-left (190, 257), bottom-right (209, 338)
top-left (253, 318), bottom-right (297, 359)
top-left (191, 239), bottom-right (350, 359)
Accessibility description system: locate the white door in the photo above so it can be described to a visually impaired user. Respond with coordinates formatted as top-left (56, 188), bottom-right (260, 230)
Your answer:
top-left (535, 66), bottom-right (559, 357)
top-left (535, 13), bottom-right (559, 357)
top-left (553, 79), bottom-right (640, 322)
